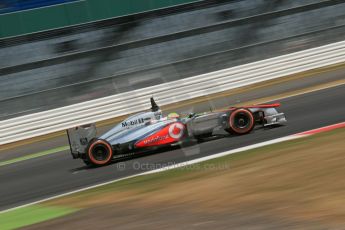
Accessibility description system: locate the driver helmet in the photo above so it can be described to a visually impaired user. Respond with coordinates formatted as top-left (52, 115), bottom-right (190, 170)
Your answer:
top-left (167, 112), bottom-right (180, 119)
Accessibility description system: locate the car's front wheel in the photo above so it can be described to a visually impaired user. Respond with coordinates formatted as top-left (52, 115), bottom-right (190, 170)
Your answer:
top-left (226, 108), bottom-right (255, 135)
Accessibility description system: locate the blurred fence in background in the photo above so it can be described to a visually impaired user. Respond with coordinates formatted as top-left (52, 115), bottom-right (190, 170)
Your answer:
top-left (1, 0), bottom-right (345, 120)
top-left (0, 0), bottom-right (78, 14)
top-left (0, 0), bottom-right (199, 38)
top-left (1, 39), bottom-right (345, 145)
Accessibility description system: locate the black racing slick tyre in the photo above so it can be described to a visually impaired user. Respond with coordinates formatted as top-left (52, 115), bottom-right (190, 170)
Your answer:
top-left (83, 159), bottom-right (92, 166)
top-left (86, 139), bottom-right (114, 167)
top-left (227, 108), bottom-right (255, 135)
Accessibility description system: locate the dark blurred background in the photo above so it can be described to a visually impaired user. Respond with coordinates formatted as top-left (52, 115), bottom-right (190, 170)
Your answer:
top-left (0, 0), bottom-right (78, 14)
top-left (1, 0), bottom-right (345, 120)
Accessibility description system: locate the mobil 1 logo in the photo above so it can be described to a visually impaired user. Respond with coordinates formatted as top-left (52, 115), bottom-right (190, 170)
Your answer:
top-left (122, 118), bottom-right (145, 128)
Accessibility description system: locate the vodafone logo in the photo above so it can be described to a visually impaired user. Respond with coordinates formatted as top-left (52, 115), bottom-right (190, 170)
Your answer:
top-left (168, 123), bottom-right (184, 139)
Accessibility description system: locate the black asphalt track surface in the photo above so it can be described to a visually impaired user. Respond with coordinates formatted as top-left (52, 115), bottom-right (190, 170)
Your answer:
top-left (0, 82), bottom-right (344, 211)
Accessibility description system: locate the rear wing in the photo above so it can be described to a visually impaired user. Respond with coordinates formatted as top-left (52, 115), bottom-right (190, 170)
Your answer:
top-left (67, 124), bottom-right (96, 159)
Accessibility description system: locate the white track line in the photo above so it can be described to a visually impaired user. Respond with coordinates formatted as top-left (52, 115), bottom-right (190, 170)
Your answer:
top-left (1, 122), bottom-right (344, 214)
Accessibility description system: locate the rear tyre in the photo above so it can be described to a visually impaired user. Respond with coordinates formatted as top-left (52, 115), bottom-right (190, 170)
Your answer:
top-left (227, 108), bottom-right (254, 135)
top-left (83, 159), bottom-right (92, 166)
top-left (86, 139), bottom-right (114, 167)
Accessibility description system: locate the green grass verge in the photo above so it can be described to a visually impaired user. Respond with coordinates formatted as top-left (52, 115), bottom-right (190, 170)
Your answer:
top-left (0, 146), bottom-right (69, 167)
top-left (0, 205), bottom-right (78, 230)
top-left (2, 128), bottom-right (343, 229)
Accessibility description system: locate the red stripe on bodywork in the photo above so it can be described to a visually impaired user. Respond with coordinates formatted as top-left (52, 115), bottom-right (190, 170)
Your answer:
top-left (135, 122), bottom-right (185, 148)
top-left (241, 103), bottom-right (281, 108)
top-left (225, 103), bottom-right (281, 111)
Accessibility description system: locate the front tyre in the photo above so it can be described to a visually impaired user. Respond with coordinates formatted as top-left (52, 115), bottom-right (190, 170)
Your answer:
top-left (86, 139), bottom-right (114, 166)
top-left (227, 108), bottom-right (254, 135)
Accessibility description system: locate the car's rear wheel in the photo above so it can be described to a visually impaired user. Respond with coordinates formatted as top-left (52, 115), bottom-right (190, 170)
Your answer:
top-left (227, 108), bottom-right (254, 135)
top-left (86, 139), bottom-right (113, 166)
top-left (83, 159), bottom-right (91, 166)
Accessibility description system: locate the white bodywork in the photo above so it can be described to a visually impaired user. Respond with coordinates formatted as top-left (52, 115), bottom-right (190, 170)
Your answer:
top-left (248, 107), bottom-right (287, 126)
